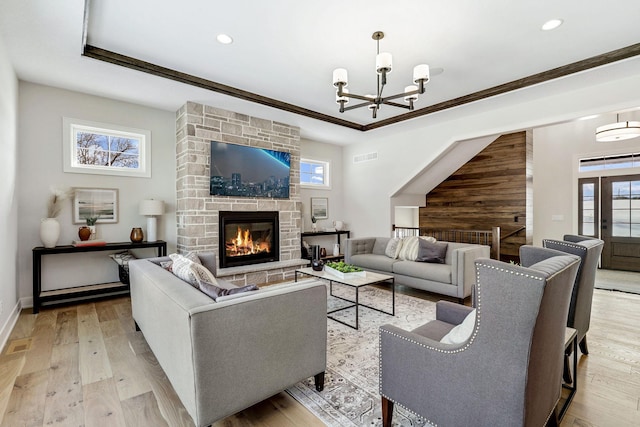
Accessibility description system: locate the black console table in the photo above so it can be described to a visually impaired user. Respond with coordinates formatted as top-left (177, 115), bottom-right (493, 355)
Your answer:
top-left (32, 241), bottom-right (167, 313)
top-left (301, 230), bottom-right (351, 261)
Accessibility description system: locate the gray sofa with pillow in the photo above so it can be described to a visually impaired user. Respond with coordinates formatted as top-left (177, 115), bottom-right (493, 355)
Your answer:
top-left (345, 236), bottom-right (490, 301)
top-left (129, 253), bottom-right (327, 427)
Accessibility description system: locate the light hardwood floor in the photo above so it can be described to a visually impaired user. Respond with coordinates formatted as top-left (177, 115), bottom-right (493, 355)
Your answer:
top-left (1, 288), bottom-right (639, 426)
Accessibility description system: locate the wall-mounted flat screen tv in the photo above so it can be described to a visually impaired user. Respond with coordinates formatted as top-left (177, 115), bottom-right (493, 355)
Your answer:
top-left (210, 141), bottom-right (291, 198)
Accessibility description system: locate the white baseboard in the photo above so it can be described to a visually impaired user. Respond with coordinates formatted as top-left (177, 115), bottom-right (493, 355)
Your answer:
top-left (0, 299), bottom-right (22, 354)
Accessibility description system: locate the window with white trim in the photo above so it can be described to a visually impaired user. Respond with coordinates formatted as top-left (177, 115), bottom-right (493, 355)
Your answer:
top-left (300, 158), bottom-right (330, 189)
top-left (579, 152), bottom-right (640, 172)
top-left (63, 118), bottom-right (151, 177)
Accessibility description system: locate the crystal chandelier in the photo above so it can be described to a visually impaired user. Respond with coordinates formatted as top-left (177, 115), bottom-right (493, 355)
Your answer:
top-left (332, 31), bottom-right (430, 119)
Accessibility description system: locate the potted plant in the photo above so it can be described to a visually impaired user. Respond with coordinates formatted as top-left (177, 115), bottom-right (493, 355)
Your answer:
top-left (311, 215), bottom-right (318, 232)
top-left (85, 215), bottom-right (99, 240)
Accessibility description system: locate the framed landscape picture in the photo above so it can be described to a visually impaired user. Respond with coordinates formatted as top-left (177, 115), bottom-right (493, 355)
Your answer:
top-left (73, 188), bottom-right (119, 224)
top-left (310, 197), bottom-right (329, 219)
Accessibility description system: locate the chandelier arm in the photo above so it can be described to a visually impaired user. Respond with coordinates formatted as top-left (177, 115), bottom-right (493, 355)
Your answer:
top-left (342, 101), bottom-right (376, 112)
top-left (340, 93), bottom-right (376, 102)
top-left (382, 89), bottom-right (421, 102)
top-left (381, 100), bottom-right (412, 110)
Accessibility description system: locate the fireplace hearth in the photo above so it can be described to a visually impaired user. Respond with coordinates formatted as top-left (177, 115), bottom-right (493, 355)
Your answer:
top-left (219, 211), bottom-right (279, 268)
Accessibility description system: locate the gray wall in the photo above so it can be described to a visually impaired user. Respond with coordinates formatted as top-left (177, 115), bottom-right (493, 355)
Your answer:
top-left (0, 32), bottom-right (19, 349)
top-left (16, 82), bottom-right (176, 305)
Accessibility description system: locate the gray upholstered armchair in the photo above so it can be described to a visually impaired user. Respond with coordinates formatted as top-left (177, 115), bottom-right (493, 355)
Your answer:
top-left (379, 246), bottom-right (580, 427)
top-left (541, 234), bottom-right (604, 382)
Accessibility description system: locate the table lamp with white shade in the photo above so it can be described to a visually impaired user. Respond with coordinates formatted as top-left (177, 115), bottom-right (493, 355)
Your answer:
top-left (139, 199), bottom-right (165, 242)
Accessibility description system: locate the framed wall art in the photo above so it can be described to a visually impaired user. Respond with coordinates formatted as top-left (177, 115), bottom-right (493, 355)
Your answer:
top-left (310, 197), bottom-right (329, 219)
top-left (73, 187), bottom-right (119, 224)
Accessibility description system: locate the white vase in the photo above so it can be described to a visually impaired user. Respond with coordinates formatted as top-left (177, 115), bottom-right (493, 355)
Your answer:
top-left (88, 225), bottom-right (96, 240)
top-left (333, 243), bottom-right (340, 256)
top-left (40, 218), bottom-right (61, 248)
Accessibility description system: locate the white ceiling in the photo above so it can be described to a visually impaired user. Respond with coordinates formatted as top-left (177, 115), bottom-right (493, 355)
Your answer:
top-left (1, 0), bottom-right (639, 144)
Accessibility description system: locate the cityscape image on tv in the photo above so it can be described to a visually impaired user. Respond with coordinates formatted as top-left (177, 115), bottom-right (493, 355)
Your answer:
top-left (210, 141), bottom-right (291, 199)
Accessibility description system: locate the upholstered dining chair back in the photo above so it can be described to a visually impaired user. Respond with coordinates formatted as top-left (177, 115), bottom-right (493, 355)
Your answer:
top-left (541, 235), bottom-right (604, 352)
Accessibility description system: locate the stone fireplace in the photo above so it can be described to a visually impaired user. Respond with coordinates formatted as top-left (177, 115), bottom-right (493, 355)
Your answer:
top-left (175, 102), bottom-right (306, 285)
top-left (219, 211), bottom-right (279, 268)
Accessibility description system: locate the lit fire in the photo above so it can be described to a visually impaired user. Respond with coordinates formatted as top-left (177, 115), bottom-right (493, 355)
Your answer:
top-left (226, 226), bottom-right (271, 256)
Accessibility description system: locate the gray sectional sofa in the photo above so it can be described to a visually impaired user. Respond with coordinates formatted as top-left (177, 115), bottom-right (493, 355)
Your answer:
top-left (345, 236), bottom-right (490, 301)
top-left (129, 253), bottom-right (327, 427)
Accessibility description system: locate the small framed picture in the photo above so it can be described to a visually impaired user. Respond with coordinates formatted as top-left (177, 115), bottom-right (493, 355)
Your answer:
top-left (73, 188), bottom-right (119, 224)
top-left (310, 197), bottom-right (329, 219)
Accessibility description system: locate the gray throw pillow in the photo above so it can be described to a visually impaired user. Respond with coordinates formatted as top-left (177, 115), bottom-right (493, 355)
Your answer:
top-left (198, 280), bottom-right (259, 302)
top-left (416, 239), bottom-right (448, 264)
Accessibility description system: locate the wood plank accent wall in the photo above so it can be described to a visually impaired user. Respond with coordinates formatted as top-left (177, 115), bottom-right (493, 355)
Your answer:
top-left (419, 131), bottom-right (533, 261)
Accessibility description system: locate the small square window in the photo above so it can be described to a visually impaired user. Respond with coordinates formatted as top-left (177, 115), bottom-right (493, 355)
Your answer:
top-left (301, 158), bottom-right (330, 189)
top-left (63, 118), bottom-right (151, 177)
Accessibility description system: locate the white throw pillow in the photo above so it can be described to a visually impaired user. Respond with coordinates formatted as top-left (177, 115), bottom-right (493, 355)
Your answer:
top-left (440, 309), bottom-right (477, 345)
top-left (385, 238), bottom-right (403, 259)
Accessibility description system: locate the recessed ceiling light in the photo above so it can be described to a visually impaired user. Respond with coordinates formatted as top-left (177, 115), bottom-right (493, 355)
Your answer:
top-left (216, 34), bottom-right (233, 44)
top-left (578, 114), bottom-right (599, 121)
top-left (542, 19), bottom-right (563, 31)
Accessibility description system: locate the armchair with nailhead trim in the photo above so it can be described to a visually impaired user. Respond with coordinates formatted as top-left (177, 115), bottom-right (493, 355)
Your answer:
top-left (541, 235), bottom-right (604, 383)
top-left (379, 246), bottom-right (580, 427)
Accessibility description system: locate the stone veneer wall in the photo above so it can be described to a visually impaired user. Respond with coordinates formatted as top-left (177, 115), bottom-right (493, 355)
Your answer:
top-left (175, 102), bottom-right (303, 285)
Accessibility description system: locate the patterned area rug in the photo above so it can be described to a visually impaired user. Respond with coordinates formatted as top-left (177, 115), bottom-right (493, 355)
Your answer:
top-left (287, 283), bottom-right (437, 426)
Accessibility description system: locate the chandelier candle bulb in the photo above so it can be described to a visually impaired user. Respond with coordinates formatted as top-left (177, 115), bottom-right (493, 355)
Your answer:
top-left (376, 52), bottom-right (393, 73)
top-left (333, 68), bottom-right (348, 86)
top-left (404, 85), bottom-right (419, 102)
top-left (413, 64), bottom-right (430, 85)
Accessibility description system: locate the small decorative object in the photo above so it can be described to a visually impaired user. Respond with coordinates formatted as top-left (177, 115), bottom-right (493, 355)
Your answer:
top-left (320, 247), bottom-right (327, 258)
top-left (333, 220), bottom-right (344, 231)
top-left (139, 199), bottom-right (165, 242)
top-left (333, 243), bottom-right (340, 256)
top-left (78, 226), bottom-right (91, 241)
top-left (130, 227), bottom-right (144, 243)
top-left (311, 215), bottom-right (318, 232)
top-left (40, 186), bottom-right (73, 248)
top-left (311, 259), bottom-right (324, 271)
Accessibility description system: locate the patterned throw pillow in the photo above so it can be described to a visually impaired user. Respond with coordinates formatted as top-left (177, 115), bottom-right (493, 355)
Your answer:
top-left (169, 253), bottom-right (213, 287)
top-left (189, 263), bottom-right (217, 286)
top-left (183, 251), bottom-right (202, 264)
top-left (384, 238), bottom-right (403, 259)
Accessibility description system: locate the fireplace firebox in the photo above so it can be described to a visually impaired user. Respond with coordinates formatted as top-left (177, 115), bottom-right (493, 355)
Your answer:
top-left (219, 211), bottom-right (279, 268)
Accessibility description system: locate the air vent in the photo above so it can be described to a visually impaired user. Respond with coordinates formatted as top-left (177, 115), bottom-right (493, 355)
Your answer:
top-left (353, 152), bottom-right (378, 164)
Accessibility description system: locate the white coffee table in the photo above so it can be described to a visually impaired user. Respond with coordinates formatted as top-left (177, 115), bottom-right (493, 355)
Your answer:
top-left (295, 267), bottom-right (395, 330)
